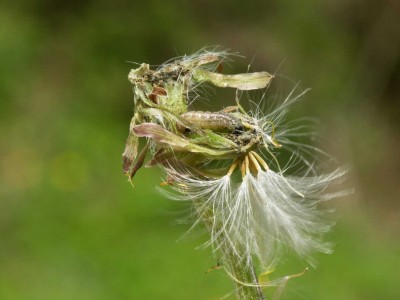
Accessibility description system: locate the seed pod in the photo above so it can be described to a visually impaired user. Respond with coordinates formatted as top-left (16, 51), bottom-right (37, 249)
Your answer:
top-left (180, 111), bottom-right (244, 134)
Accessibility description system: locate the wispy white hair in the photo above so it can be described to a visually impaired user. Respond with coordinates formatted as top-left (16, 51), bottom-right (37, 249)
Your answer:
top-left (165, 166), bottom-right (347, 272)
top-left (156, 75), bottom-right (349, 284)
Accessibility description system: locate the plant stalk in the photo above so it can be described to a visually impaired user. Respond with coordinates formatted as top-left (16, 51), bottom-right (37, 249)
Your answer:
top-left (195, 201), bottom-right (266, 300)
top-left (221, 244), bottom-right (266, 300)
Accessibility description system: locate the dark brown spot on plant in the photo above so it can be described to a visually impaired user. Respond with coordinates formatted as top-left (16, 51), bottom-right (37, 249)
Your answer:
top-left (149, 86), bottom-right (167, 104)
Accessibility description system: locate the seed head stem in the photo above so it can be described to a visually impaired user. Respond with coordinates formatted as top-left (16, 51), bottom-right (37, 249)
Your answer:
top-left (193, 199), bottom-right (266, 300)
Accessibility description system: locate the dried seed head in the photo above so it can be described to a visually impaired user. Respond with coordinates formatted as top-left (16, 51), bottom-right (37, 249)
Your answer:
top-left (123, 49), bottom-right (350, 293)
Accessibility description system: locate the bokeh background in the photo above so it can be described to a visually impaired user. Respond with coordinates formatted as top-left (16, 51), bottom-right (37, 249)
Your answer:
top-left (1, 0), bottom-right (399, 299)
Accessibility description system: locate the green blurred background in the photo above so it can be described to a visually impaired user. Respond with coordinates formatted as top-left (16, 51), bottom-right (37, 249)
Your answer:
top-left (1, 0), bottom-right (399, 299)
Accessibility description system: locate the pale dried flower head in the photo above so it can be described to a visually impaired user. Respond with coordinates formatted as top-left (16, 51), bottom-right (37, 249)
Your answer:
top-left (123, 49), bottom-right (349, 298)
top-left (162, 88), bottom-right (348, 274)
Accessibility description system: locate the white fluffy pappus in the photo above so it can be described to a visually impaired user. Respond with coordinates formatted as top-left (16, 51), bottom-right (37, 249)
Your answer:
top-left (165, 164), bottom-right (347, 273)
top-left (158, 86), bottom-right (349, 280)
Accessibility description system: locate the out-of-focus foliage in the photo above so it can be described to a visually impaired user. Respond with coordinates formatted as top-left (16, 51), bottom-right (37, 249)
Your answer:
top-left (0, 0), bottom-right (399, 299)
